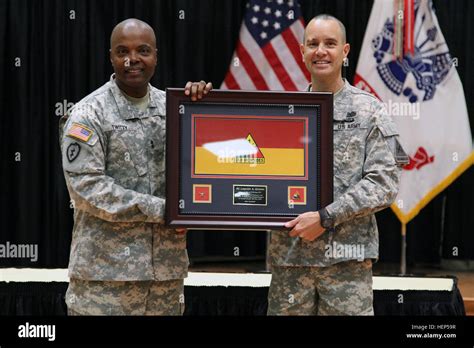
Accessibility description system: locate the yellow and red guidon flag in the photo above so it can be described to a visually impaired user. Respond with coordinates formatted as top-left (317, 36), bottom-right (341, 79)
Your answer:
top-left (191, 115), bottom-right (308, 179)
top-left (355, 0), bottom-right (473, 224)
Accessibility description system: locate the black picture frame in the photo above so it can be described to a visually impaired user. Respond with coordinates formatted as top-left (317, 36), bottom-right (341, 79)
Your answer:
top-left (165, 88), bottom-right (333, 229)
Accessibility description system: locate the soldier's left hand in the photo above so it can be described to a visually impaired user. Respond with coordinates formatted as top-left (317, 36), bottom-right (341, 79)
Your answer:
top-left (184, 81), bottom-right (213, 101)
top-left (286, 211), bottom-right (326, 242)
top-left (175, 228), bottom-right (187, 234)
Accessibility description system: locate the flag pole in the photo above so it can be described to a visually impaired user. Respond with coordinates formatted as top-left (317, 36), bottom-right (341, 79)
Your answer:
top-left (400, 222), bottom-right (407, 275)
top-left (439, 195), bottom-right (447, 264)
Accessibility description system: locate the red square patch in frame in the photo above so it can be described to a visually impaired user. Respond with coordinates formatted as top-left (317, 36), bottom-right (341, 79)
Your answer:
top-left (288, 186), bottom-right (307, 205)
top-left (193, 184), bottom-right (212, 203)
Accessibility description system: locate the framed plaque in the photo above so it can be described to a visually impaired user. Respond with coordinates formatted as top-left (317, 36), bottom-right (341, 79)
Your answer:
top-left (165, 89), bottom-right (333, 229)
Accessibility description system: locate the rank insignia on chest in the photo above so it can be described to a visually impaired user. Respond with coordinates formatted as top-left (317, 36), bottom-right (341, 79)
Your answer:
top-left (68, 122), bottom-right (93, 142)
top-left (346, 111), bottom-right (356, 119)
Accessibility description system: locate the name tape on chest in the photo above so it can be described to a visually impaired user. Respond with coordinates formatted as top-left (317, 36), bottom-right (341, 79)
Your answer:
top-left (112, 124), bottom-right (128, 131)
top-left (334, 122), bottom-right (362, 130)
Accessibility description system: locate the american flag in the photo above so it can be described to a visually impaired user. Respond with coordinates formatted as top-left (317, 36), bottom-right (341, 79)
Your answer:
top-left (221, 0), bottom-right (310, 91)
top-left (68, 123), bottom-right (92, 142)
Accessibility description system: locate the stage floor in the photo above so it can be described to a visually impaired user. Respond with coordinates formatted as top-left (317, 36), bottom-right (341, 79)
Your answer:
top-left (0, 261), bottom-right (471, 315)
top-left (375, 263), bottom-right (474, 316)
top-left (189, 260), bottom-right (474, 314)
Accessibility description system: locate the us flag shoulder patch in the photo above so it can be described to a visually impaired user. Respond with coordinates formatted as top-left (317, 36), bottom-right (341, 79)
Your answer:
top-left (68, 122), bottom-right (93, 142)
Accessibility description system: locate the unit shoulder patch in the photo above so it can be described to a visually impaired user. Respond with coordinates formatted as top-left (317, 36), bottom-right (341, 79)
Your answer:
top-left (66, 142), bottom-right (81, 162)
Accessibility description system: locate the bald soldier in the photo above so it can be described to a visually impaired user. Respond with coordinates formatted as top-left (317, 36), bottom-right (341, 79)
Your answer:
top-left (60, 19), bottom-right (211, 315)
top-left (267, 15), bottom-right (408, 315)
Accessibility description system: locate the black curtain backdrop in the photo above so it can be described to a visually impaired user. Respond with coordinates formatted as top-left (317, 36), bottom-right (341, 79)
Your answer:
top-left (0, 0), bottom-right (472, 268)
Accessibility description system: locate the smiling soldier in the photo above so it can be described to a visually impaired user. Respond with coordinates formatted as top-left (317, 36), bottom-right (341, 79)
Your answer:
top-left (267, 15), bottom-right (409, 316)
top-left (60, 18), bottom-right (211, 315)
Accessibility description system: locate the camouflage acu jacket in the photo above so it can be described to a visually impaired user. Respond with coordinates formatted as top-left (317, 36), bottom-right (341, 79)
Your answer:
top-left (60, 76), bottom-right (188, 281)
top-left (269, 80), bottom-right (408, 267)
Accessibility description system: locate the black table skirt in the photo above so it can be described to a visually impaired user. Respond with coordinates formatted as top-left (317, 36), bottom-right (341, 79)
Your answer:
top-left (0, 280), bottom-right (465, 315)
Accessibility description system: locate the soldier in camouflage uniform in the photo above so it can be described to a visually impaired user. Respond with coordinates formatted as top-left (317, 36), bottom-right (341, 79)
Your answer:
top-left (60, 18), bottom-right (211, 315)
top-left (268, 15), bottom-right (409, 315)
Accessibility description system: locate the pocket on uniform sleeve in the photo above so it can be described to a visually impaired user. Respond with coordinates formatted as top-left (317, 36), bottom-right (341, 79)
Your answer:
top-left (377, 121), bottom-right (399, 136)
top-left (377, 122), bottom-right (409, 166)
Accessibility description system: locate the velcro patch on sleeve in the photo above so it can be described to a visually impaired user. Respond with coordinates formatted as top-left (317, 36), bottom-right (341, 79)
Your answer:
top-left (67, 122), bottom-right (94, 142)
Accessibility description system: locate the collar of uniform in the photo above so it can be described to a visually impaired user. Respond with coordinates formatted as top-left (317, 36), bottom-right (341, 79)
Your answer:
top-left (307, 79), bottom-right (350, 121)
top-left (306, 78), bottom-right (347, 94)
top-left (333, 79), bottom-right (352, 121)
top-left (109, 74), bottom-right (157, 120)
top-left (333, 78), bottom-right (348, 98)
top-left (148, 87), bottom-right (163, 110)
